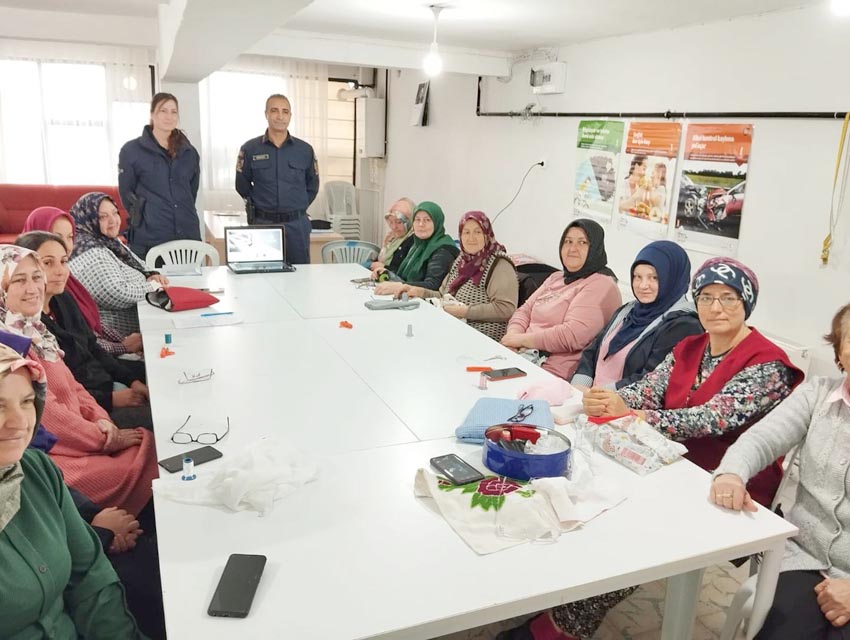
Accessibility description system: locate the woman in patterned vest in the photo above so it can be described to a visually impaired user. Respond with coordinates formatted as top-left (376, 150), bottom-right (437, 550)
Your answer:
top-left (401, 210), bottom-right (517, 340)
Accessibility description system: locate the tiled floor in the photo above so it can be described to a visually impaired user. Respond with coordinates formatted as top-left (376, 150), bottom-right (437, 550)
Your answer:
top-left (435, 467), bottom-right (799, 640)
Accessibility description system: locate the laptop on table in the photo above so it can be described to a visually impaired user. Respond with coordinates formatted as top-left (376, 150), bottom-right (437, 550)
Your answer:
top-left (224, 226), bottom-right (295, 274)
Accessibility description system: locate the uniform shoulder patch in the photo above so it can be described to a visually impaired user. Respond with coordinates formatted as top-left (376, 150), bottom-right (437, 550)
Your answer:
top-left (313, 158), bottom-right (319, 174)
top-left (236, 149), bottom-right (244, 173)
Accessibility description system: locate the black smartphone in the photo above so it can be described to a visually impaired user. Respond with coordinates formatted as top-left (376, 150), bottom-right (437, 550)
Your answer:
top-left (208, 554), bottom-right (267, 618)
top-left (157, 446), bottom-right (222, 474)
top-left (482, 367), bottom-right (527, 381)
top-left (430, 454), bottom-right (485, 485)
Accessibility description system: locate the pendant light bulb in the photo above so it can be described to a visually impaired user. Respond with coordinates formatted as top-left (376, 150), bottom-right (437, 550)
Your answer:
top-left (423, 5), bottom-right (444, 77)
top-left (423, 42), bottom-right (443, 77)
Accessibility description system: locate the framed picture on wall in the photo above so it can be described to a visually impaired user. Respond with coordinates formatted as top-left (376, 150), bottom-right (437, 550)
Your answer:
top-left (410, 80), bottom-right (429, 127)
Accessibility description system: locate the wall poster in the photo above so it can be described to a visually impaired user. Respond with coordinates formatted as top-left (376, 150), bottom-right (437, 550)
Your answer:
top-left (616, 121), bottom-right (682, 239)
top-left (573, 120), bottom-right (625, 224)
top-left (675, 123), bottom-right (752, 255)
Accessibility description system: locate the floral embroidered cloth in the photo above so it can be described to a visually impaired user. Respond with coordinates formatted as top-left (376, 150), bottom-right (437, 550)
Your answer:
top-left (414, 464), bottom-right (630, 554)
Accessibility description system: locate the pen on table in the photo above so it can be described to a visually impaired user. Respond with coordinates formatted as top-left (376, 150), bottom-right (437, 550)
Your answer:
top-left (199, 311), bottom-right (234, 317)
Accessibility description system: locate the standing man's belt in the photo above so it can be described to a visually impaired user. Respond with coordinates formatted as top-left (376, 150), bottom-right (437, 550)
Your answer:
top-left (255, 209), bottom-right (307, 222)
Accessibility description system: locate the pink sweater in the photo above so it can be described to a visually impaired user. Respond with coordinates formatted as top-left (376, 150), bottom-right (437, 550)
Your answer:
top-left (507, 271), bottom-right (622, 380)
top-left (38, 354), bottom-right (158, 515)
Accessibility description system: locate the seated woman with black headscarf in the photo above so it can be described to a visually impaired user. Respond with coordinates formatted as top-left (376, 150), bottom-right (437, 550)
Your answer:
top-left (571, 240), bottom-right (702, 391)
top-left (500, 219), bottom-right (622, 380)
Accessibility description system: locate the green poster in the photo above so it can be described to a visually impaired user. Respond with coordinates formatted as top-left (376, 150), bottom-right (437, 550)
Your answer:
top-left (574, 120), bottom-right (625, 223)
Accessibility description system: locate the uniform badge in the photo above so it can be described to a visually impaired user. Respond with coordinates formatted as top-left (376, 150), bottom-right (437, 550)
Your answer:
top-left (252, 153), bottom-right (270, 161)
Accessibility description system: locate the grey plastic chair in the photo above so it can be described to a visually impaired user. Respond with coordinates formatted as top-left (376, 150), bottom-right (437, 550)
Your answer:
top-left (321, 240), bottom-right (380, 265)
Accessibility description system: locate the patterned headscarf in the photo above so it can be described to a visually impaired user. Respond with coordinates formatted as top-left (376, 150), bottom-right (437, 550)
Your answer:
top-left (22, 206), bottom-right (103, 334)
top-left (381, 197), bottom-right (415, 266)
top-left (448, 211), bottom-right (507, 295)
top-left (560, 219), bottom-right (617, 284)
top-left (0, 245), bottom-right (63, 362)
top-left (69, 192), bottom-right (147, 274)
top-left (691, 256), bottom-right (759, 319)
top-left (0, 341), bottom-right (47, 533)
top-left (396, 201), bottom-right (457, 282)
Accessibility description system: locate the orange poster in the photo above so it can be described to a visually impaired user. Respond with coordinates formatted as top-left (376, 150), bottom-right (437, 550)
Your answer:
top-left (683, 124), bottom-right (752, 164)
top-left (617, 122), bottom-right (682, 234)
top-left (676, 123), bottom-right (753, 255)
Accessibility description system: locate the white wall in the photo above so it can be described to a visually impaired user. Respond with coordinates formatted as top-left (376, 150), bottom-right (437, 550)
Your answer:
top-left (383, 5), bottom-right (850, 375)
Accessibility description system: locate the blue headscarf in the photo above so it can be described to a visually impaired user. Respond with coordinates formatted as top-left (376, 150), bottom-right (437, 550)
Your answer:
top-left (605, 240), bottom-right (691, 357)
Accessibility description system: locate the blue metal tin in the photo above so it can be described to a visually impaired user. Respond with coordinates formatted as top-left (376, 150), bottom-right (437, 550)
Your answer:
top-left (482, 425), bottom-right (572, 481)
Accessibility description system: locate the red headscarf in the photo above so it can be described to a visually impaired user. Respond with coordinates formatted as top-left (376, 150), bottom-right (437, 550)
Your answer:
top-left (22, 207), bottom-right (103, 334)
top-left (447, 211), bottom-right (506, 295)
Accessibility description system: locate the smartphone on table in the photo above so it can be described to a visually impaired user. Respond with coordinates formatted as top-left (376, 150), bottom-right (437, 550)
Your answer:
top-left (157, 445), bottom-right (222, 473)
top-left (430, 454), bottom-right (485, 485)
top-left (482, 367), bottom-right (527, 382)
top-left (208, 554), bottom-right (267, 618)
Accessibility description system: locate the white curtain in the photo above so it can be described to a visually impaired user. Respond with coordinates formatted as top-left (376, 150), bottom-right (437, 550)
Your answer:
top-left (0, 39), bottom-right (152, 185)
top-left (199, 55), bottom-right (329, 216)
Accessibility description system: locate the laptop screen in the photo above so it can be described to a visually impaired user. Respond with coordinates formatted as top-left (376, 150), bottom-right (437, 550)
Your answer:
top-left (225, 227), bottom-right (284, 264)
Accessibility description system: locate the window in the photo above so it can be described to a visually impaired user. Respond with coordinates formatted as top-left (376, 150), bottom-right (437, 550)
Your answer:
top-left (0, 57), bottom-right (150, 185)
top-left (326, 81), bottom-right (355, 184)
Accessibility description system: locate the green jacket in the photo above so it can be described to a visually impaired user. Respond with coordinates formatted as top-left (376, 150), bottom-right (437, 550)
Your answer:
top-left (0, 449), bottom-right (144, 639)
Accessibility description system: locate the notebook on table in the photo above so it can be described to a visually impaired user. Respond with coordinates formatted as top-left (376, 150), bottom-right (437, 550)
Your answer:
top-left (224, 226), bottom-right (295, 274)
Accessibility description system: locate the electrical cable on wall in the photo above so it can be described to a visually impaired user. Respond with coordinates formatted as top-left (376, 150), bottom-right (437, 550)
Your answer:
top-left (821, 112), bottom-right (850, 267)
top-left (491, 161), bottom-right (545, 224)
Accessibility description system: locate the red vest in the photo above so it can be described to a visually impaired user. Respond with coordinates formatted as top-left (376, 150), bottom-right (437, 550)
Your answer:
top-left (664, 329), bottom-right (804, 507)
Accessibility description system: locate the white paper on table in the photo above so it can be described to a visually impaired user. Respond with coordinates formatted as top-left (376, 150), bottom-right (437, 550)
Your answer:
top-left (172, 313), bottom-right (243, 329)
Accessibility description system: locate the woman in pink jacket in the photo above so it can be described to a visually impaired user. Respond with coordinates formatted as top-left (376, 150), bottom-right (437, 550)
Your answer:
top-left (0, 244), bottom-right (157, 515)
top-left (501, 219), bottom-right (621, 380)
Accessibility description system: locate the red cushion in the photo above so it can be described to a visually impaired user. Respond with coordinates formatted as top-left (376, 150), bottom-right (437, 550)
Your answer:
top-left (0, 184), bottom-right (128, 235)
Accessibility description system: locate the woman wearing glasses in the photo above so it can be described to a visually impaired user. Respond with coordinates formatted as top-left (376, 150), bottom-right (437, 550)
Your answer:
top-left (0, 244), bottom-right (157, 517)
top-left (709, 302), bottom-right (850, 640)
top-left (499, 257), bottom-right (804, 640)
top-left (570, 240), bottom-right (702, 391)
top-left (499, 219), bottom-right (622, 380)
top-left (370, 197), bottom-right (416, 275)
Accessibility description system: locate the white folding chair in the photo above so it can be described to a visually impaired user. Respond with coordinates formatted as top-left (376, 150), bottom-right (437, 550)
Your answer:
top-left (720, 445), bottom-right (801, 640)
top-left (321, 240), bottom-right (379, 265)
top-left (145, 240), bottom-right (220, 269)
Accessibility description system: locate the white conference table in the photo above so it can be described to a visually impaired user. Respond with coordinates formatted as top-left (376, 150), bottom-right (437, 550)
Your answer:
top-left (140, 264), bottom-right (797, 640)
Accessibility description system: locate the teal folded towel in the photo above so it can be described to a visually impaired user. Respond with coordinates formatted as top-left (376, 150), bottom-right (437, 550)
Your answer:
top-left (455, 398), bottom-right (554, 444)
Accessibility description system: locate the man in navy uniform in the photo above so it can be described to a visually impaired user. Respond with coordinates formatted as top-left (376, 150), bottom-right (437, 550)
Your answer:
top-left (235, 94), bottom-right (319, 264)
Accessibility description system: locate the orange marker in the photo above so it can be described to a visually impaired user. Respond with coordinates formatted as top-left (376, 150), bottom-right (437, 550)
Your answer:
top-left (159, 347), bottom-right (176, 358)
top-left (466, 366), bottom-right (493, 372)
top-left (339, 320), bottom-right (353, 329)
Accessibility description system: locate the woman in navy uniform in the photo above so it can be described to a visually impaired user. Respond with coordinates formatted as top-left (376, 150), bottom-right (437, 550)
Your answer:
top-left (118, 92), bottom-right (201, 259)
top-left (235, 94), bottom-right (319, 264)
